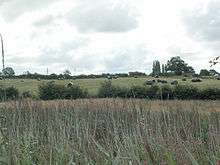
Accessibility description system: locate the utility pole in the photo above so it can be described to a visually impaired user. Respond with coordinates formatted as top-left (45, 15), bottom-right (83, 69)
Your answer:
top-left (0, 33), bottom-right (5, 71)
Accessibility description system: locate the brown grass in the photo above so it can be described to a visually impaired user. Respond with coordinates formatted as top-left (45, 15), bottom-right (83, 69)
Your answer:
top-left (0, 99), bottom-right (219, 164)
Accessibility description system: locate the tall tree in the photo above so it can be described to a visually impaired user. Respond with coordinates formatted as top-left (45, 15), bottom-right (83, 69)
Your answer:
top-left (165, 56), bottom-right (194, 75)
top-left (162, 64), bottom-right (165, 75)
top-left (152, 60), bottom-right (161, 76)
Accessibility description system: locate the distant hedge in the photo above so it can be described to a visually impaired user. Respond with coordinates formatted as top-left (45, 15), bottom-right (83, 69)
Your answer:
top-left (97, 81), bottom-right (220, 100)
top-left (0, 82), bottom-right (220, 101)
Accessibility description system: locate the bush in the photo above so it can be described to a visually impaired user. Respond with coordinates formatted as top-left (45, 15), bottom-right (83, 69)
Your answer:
top-left (129, 86), bottom-right (148, 98)
top-left (146, 85), bottom-right (160, 99)
top-left (39, 82), bottom-right (87, 100)
top-left (98, 81), bottom-right (129, 98)
top-left (0, 86), bottom-right (19, 101)
top-left (5, 87), bottom-right (19, 100)
top-left (64, 86), bottom-right (88, 99)
top-left (39, 82), bottom-right (65, 100)
top-left (21, 91), bottom-right (33, 99)
top-left (160, 85), bottom-right (174, 100)
top-left (200, 88), bottom-right (220, 100)
top-left (174, 85), bottom-right (199, 99)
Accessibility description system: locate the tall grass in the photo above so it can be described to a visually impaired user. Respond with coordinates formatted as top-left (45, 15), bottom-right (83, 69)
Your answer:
top-left (0, 99), bottom-right (219, 164)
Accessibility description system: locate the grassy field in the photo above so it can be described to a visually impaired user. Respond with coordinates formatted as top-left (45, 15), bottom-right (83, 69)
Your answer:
top-left (0, 77), bottom-right (220, 96)
top-left (0, 99), bottom-right (219, 164)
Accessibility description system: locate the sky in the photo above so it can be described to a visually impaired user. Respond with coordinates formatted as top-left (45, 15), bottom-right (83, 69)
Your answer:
top-left (0, 0), bottom-right (220, 75)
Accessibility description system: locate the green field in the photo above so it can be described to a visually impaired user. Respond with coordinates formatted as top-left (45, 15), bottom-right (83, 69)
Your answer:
top-left (0, 77), bottom-right (220, 96)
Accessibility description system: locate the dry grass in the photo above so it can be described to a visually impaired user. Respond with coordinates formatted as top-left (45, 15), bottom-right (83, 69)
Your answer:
top-left (0, 99), bottom-right (219, 164)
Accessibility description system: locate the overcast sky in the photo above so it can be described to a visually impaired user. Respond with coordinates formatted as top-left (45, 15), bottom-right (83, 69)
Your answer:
top-left (0, 0), bottom-right (220, 75)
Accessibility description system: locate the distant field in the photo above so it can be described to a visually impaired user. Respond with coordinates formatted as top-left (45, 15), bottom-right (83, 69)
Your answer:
top-left (0, 77), bottom-right (220, 96)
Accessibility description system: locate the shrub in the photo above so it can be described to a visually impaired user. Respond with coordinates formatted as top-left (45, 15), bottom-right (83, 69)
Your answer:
top-left (174, 85), bottom-right (199, 99)
top-left (39, 82), bottom-right (65, 100)
top-left (160, 85), bottom-right (174, 100)
top-left (146, 85), bottom-right (160, 99)
top-left (200, 88), bottom-right (220, 100)
top-left (64, 86), bottom-right (88, 99)
top-left (129, 86), bottom-right (148, 98)
top-left (21, 91), bottom-right (33, 99)
top-left (5, 87), bottom-right (19, 100)
top-left (0, 86), bottom-right (19, 101)
top-left (39, 82), bottom-right (88, 100)
top-left (0, 87), bottom-right (6, 101)
top-left (98, 81), bottom-right (129, 98)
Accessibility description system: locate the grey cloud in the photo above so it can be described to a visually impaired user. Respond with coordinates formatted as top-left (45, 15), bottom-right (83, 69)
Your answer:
top-left (37, 39), bottom-right (88, 65)
top-left (67, 0), bottom-right (138, 33)
top-left (182, 1), bottom-right (220, 41)
top-left (104, 45), bottom-right (153, 72)
top-left (0, 0), bottom-right (57, 22)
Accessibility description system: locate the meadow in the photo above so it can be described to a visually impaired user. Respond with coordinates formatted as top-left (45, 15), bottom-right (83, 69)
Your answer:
top-left (0, 77), bottom-right (220, 97)
top-left (0, 99), bottom-right (219, 164)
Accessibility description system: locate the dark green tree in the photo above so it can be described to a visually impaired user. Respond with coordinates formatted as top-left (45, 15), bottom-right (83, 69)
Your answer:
top-left (199, 69), bottom-right (210, 76)
top-left (152, 60), bottom-right (161, 76)
top-left (2, 67), bottom-right (15, 77)
top-left (162, 64), bottom-right (165, 75)
top-left (63, 69), bottom-right (71, 79)
top-left (165, 56), bottom-right (194, 75)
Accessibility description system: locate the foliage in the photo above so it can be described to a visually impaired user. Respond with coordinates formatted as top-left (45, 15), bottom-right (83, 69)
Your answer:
top-left (0, 86), bottom-right (19, 101)
top-left (39, 82), bottom-right (87, 100)
top-left (165, 56), bottom-right (195, 75)
top-left (64, 85), bottom-right (88, 99)
top-left (98, 81), bottom-right (129, 98)
top-left (2, 67), bottom-right (15, 77)
top-left (152, 60), bottom-right (161, 76)
top-left (160, 85), bottom-right (174, 99)
top-left (199, 69), bottom-right (210, 76)
top-left (21, 91), bottom-right (33, 98)
top-left (129, 85), bottom-right (148, 98)
top-left (200, 88), bottom-right (220, 100)
top-left (173, 85), bottom-right (199, 99)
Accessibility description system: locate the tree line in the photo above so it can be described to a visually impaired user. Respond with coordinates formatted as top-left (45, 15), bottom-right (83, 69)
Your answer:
top-left (152, 56), bottom-right (219, 77)
top-left (0, 56), bottom-right (219, 79)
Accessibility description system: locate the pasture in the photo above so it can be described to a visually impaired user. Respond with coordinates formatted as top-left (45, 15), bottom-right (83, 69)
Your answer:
top-left (0, 77), bottom-right (220, 96)
top-left (0, 99), bottom-right (219, 164)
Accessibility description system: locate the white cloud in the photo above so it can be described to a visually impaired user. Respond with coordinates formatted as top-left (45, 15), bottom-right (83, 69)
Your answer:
top-left (67, 0), bottom-right (138, 33)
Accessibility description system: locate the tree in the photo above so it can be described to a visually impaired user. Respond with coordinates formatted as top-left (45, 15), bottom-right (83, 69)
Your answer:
top-left (152, 60), bottom-right (161, 76)
top-left (209, 69), bottom-right (219, 76)
top-left (63, 70), bottom-right (71, 76)
top-left (63, 69), bottom-right (71, 79)
top-left (199, 69), bottom-right (210, 76)
top-left (2, 67), bottom-right (15, 77)
top-left (162, 64), bottom-right (165, 75)
top-left (165, 56), bottom-right (194, 75)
